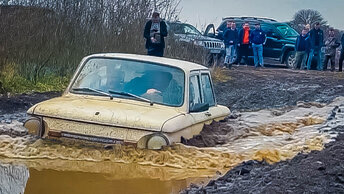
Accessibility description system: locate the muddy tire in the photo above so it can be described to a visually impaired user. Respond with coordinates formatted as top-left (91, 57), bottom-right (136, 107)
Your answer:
top-left (285, 51), bottom-right (296, 68)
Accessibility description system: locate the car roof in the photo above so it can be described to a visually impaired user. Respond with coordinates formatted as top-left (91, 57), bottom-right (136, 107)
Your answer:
top-left (86, 53), bottom-right (208, 72)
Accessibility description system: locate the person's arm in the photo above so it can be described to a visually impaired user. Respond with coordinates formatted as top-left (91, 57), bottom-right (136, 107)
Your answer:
top-left (160, 21), bottom-right (168, 37)
top-left (263, 31), bottom-right (267, 45)
top-left (144, 21), bottom-right (151, 39)
top-left (295, 36), bottom-right (300, 51)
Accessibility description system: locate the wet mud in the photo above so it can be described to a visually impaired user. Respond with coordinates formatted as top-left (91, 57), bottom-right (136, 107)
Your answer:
top-left (0, 67), bottom-right (344, 193)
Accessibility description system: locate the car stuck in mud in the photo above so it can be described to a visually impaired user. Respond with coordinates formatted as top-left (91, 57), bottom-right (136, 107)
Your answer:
top-left (23, 53), bottom-right (230, 149)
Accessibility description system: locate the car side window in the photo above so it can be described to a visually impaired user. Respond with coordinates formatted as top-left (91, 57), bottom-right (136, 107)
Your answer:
top-left (189, 75), bottom-right (202, 108)
top-left (261, 25), bottom-right (275, 37)
top-left (201, 74), bottom-right (215, 107)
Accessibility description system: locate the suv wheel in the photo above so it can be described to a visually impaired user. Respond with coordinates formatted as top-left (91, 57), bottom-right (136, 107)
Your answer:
top-left (285, 51), bottom-right (296, 68)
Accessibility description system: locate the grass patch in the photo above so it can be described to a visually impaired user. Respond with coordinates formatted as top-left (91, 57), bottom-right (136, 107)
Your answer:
top-left (210, 67), bottom-right (232, 83)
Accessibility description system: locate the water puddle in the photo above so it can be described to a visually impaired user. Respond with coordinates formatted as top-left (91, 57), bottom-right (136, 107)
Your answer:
top-left (0, 97), bottom-right (343, 194)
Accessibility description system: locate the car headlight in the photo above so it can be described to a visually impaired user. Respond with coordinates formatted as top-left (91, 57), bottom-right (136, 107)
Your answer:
top-left (24, 117), bottom-right (43, 137)
top-left (193, 40), bottom-right (203, 46)
top-left (146, 134), bottom-right (169, 150)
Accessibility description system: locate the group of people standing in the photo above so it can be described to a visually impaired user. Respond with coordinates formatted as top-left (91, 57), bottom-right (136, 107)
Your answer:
top-left (143, 12), bottom-right (344, 72)
top-left (295, 22), bottom-right (344, 72)
top-left (223, 21), bottom-right (266, 68)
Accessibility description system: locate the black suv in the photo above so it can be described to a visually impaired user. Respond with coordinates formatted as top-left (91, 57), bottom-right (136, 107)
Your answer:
top-left (204, 17), bottom-right (298, 67)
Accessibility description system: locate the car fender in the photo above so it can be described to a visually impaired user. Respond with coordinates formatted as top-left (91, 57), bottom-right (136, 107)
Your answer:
top-left (281, 44), bottom-right (295, 62)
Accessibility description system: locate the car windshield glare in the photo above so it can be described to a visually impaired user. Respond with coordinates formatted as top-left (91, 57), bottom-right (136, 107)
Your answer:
top-left (275, 24), bottom-right (298, 37)
top-left (71, 58), bottom-right (185, 107)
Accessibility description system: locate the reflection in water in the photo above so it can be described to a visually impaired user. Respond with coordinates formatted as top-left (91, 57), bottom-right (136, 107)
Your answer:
top-left (0, 162), bottom-right (29, 194)
top-left (0, 98), bottom-right (342, 194)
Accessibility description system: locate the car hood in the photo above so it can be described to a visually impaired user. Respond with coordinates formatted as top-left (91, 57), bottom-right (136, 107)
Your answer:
top-left (284, 36), bottom-right (297, 44)
top-left (28, 96), bottom-right (183, 132)
top-left (174, 33), bottom-right (222, 42)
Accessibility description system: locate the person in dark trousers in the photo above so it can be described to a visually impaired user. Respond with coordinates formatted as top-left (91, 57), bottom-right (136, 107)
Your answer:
top-left (307, 22), bottom-right (324, 70)
top-left (339, 33), bottom-right (344, 72)
top-left (323, 28), bottom-right (340, 71)
top-left (235, 22), bottom-right (251, 65)
top-left (223, 21), bottom-right (238, 66)
top-left (143, 11), bottom-right (168, 57)
top-left (295, 28), bottom-right (311, 69)
top-left (250, 22), bottom-right (266, 68)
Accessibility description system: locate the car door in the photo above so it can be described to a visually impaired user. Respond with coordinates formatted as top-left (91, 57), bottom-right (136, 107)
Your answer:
top-left (261, 24), bottom-right (284, 58)
top-left (189, 71), bottom-right (217, 125)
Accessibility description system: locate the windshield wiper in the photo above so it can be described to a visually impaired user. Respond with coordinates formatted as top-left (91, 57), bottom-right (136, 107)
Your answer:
top-left (108, 90), bottom-right (153, 106)
top-left (72, 87), bottom-right (114, 99)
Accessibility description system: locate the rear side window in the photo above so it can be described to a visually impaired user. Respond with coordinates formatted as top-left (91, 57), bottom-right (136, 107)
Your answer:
top-left (201, 74), bottom-right (215, 107)
top-left (189, 75), bottom-right (202, 108)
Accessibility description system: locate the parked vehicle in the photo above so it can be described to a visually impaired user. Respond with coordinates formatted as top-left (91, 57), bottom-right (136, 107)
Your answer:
top-left (204, 16), bottom-right (298, 68)
top-left (24, 53), bottom-right (230, 150)
top-left (167, 21), bottom-right (225, 66)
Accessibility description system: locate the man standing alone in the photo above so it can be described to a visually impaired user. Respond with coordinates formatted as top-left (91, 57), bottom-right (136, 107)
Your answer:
top-left (223, 21), bottom-right (238, 67)
top-left (339, 33), bottom-right (344, 72)
top-left (307, 22), bottom-right (324, 70)
top-left (144, 11), bottom-right (168, 57)
top-left (236, 22), bottom-right (251, 65)
top-left (295, 28), bottom-right (311, 69)
top-left (250, 23), bottom-right (266, 68)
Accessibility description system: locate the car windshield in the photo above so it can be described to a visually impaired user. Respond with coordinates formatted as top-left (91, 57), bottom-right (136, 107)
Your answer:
top-left (275, 24), bottom-right (299, 37)
top-left (169, 23), bottom-right (201, 35)
top-left (71, 58), bottom-right (185, 107)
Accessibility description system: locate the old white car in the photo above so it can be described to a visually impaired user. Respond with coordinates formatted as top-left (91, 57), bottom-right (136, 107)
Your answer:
top-left (24, 53), bottom-right (230, 149)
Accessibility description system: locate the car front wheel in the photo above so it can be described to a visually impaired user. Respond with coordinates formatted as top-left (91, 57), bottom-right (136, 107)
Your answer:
top-left (285, 51), bottom-right (296, 68)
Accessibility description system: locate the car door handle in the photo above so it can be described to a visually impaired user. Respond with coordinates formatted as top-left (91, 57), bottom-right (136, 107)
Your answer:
top-left (205, 112), bottom-right (212, 117)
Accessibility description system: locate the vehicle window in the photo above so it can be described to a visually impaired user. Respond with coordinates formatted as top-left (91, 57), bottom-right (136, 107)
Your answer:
top-left (71, 58), bottom-right (185, 107)
top-left (169, 23), bottom-right (201, 35)
top-left (261, 25), bottom-right (275, 36)
top-left (275, 24), bottom-right (298, 37)
top-left (189, 75), bottom-right (202, 108)
top-left (201, 74), bottom-right (215, 107)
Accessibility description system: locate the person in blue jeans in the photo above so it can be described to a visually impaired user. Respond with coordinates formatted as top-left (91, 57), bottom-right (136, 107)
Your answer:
top-left (307, 22), bottom-right (324, 70)
top-left (223, 21), bottom-right (238, 67)
top-left (250, 23), bottom-right (266, 67)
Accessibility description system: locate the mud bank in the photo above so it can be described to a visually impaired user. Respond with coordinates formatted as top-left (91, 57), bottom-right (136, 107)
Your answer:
top-left (215, 67), bottom-right (344, 111)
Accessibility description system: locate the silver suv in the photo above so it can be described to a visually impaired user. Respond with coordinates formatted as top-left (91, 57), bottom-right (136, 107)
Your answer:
top-left (167, 21), bottom-right (225, 66)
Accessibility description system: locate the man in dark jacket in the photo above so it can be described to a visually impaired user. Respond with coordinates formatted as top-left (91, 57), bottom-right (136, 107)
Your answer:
top-left (339, 33), bottom-right (344, 72)
top-left (295, 28), bottom-right (311, 69)
top-left (223, 21), bottom-right (238, 66)
top-left (235, 22), bottom-right (250, 65)
top-left (143, 12), bottom-right (168, 57)
top-left (323, 28), bottom-right (340, 71)
top-left (250, 22), bottom-right (266, 67)
top-left (307, 22), bottom-right (324, 70)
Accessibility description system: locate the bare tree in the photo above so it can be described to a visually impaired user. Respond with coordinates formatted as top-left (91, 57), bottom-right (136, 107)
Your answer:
top-left (291, 9), bottom-right (327, 32)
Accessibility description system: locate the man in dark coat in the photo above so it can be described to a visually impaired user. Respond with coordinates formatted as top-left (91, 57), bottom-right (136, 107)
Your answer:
top-left (339, 33), bottom-right (344, 72)
top-left (235, 22), bottom-right (251, 65)
top-left (295, 28), bottom-right (311, 69)
top-left (143, 12), bottom-right (168, 57)
top-left (307, 22), bottom-right (324, 70)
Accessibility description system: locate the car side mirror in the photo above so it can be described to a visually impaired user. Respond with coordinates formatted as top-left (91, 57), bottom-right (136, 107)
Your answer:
top-left (190, 103), bottom-right (209, 113)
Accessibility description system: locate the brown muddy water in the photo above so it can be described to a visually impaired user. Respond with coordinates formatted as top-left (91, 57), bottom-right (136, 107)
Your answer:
top-left (0, 97), bottom-right (343, 194)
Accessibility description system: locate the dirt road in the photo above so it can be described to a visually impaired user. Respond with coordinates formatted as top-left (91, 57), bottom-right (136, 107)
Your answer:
top-left (1, 67), bottom-right (344, 194)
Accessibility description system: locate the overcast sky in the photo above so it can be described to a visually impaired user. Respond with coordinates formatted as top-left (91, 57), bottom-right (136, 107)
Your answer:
top-left (178, 0), bottom-right (344, 31)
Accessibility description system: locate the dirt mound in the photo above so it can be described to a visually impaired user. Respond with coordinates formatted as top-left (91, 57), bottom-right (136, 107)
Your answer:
top-left (183, 128), bottom-right (344, 194)
top-left (0, 92), bottom-right (60, 114)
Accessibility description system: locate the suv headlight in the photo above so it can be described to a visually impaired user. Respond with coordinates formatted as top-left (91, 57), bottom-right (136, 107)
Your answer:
top-left (193, 40), bottom-right (203, 46)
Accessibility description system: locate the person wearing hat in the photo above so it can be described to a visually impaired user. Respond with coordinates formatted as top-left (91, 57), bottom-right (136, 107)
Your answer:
top-left (307, 22), bottom-right (324, 70)
top-left (250, 22), bottom-right (266, 68)
top-left (143, 11), bottom-right (168, 57)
